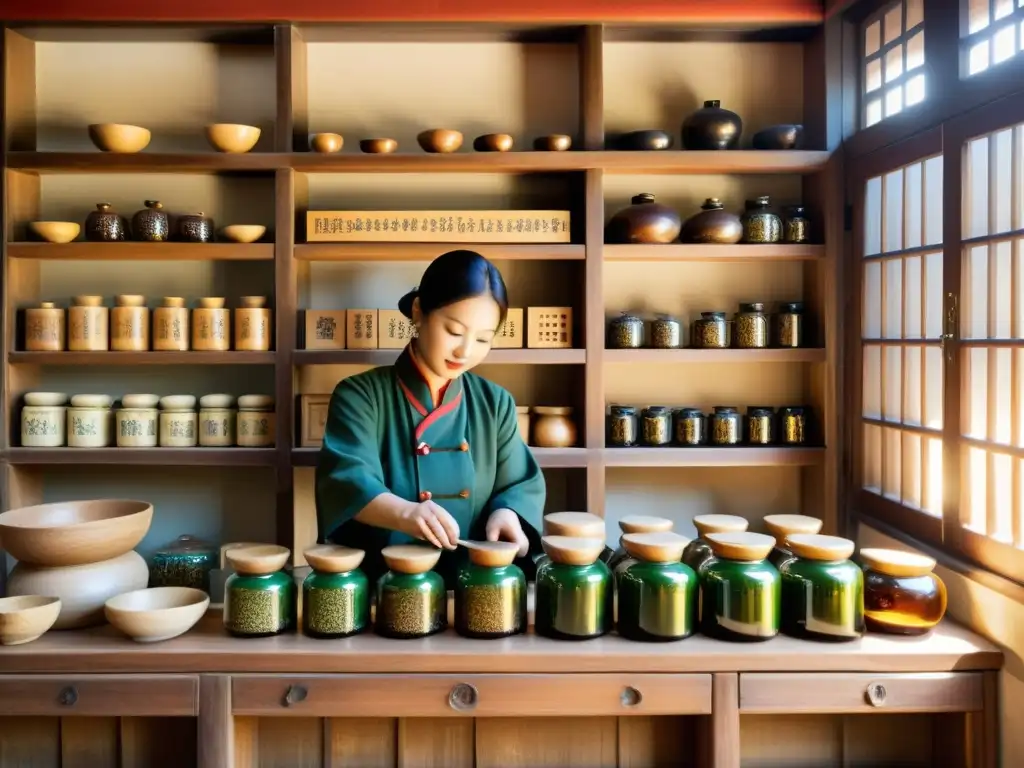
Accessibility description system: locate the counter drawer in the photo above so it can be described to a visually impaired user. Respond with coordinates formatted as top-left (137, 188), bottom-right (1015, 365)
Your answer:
top-left (0, 674), bottom-right (199, 716)
top-left (740, 672), bottom-right (984, 714)
top-left (233, 673), bottom-right (712, 717)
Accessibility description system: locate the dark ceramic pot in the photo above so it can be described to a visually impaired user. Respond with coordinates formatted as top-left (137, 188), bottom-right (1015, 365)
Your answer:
top-left (605, 193), bottom-right (682, 244)
top-left (85, 203), bottom-right (128, 242)
top-left (680, 198), bottom-right (743, 244)
top-left (617, 129), bottom-right (673, 151)
top-left (132, 200), bottom-right (170, 242)
top-left (752, 124), bottom-right (804, 150)
top-left (176, 212), bottom-right (215, 243)
top-left (681, 100), bottom-right (742, 150)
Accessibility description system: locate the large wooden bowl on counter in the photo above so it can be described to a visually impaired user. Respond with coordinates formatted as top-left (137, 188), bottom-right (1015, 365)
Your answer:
top-left (0, 499), bottom-right (153, 567)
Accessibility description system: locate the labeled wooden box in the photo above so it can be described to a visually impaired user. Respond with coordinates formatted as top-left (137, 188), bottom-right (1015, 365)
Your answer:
top-left (302, 309), bottom-right (346, 350)
top-left (300, 394), bottom-right (331, 448)
top-left (492, 308), bottom-right (524, 349)
top-left (306, 210), bottom-right (572, 243)
top-left (378, 309), bottom-right (416, 349)
top-left (527, 306), bottom-right (573, 348)
top-left (346, 309), bottom-right (378, 349)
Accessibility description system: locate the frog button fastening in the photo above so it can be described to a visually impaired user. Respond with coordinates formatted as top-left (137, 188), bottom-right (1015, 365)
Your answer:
top-left (419, 491), bottom-right (433, 502)
top-left (416, 442), bottom-right (431, 455)
top-left (458, 490), bottom-right (470, 499)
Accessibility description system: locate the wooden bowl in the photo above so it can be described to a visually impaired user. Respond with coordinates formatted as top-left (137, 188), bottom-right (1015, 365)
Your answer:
top-left (382, 544), bottom-right (441, 575)
top-left (763, 514), bottom-right (822, 543)
top-left (473, 133), bottom-right (514, 152)
top-left (0, 499), bottom-right (153, 567)
top-left (618, 515), bottom-right (673, 534)
top-left (205, 123), bottom-right (261, 153)
top-left (219, 225), bottom-right (266, 243)
top-left (543, 511), bottom-right (605, 539)
top-left (693, 514), bottom-right (749, 538)
top-left (417, 128), bottom-right (464, 153)
top-left (0, 596), bottom-right (61, 646)
top-left (622, 532), bottom-right (690, 564)
top-left (310, 132), bottom-right (344, 153)
top-left (534, 134), bottom-right (572, 151)
top-left (29, 221), bottom-right (80, 244)
top-left (225, 544), bottom-right (290, 576)
top-left (303, 545), bottom-right (365, 574)
top-left (461, 540), bottom-right (519, 567)
top-left (360, 138), bottom-right (398, 154)
top-left (541, 535), bottom-right (605, 566)
top-left (705, 532), bottom-right (776, 562)
top-left (105, 587), bottom-right (210, 643)
top-left (87, 123), bottom-right (151, 153)
top-left (786, 533), bottom-right (855, 562)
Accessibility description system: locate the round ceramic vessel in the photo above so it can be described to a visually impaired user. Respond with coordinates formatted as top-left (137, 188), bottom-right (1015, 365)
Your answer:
top-left (534, 560), bottom-right (613, 640)
top-left (454, 562), bottom-right (527, 639)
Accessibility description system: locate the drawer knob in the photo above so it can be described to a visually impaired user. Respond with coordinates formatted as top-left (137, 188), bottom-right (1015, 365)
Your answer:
top-left (865, 683), bottom-right (887, 707)
top-left (620, 686), bottom-right (643, 707)
top-left (448, 683), bottom-right (479, 712)
top-left (283, 685), bottom-right (308, 707)
top-left (58, 686), bottom-right (78, 707)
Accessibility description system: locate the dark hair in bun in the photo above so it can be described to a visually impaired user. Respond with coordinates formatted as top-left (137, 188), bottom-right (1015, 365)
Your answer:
top-left (398, 249), bottom-right (509, 324)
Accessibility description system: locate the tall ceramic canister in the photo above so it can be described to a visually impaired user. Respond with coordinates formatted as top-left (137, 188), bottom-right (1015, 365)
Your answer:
top-left (24, 301), bottom-right (65, 352)
top-left (68, 295), bottom-right (109, 351)
top-left (235, 296), bottom-right (272, 352)
top-left (159, 395), bottom-right (198, 447)
top-left (153, 297), bottom-right (190, 351)
top-left (193, 297), bottom-right (231, 351)
top-left (21, 392), bottom-right (68, 447)
top-left (116, 394), bottom-right (159, 448)
top-left (110, 294), bottom-right (150, 352)
top-left (67, 394), bottom-right (114, 448)
top-left (237, 395), bottom-right (275, 447)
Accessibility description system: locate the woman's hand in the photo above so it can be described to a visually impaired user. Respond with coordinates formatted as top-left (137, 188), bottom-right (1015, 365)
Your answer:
top-left (485, 508), bottom-right (530, 557)
top-left (399, 500), bottom-right (460, 550)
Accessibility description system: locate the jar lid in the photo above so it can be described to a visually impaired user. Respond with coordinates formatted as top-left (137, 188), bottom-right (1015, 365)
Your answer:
top-left (779, 301), bottom-right (805, 313)
top-left (652, 314), bottom-right (679, 324)
top-left (304, 544), bottom-right (365, 574)
top-left (198, 297), bottom-right (226, 309)
top-left (630, 193), bottom-right (657, 205)
top-left (612, 311), bottom-right (643, 324)
top-left (238, 394), bottom-right (274, 410)
top-left (745, 195), bottom-right (771, 207)
top-left (73, 295), bottom-right (104, 307)
top-left (533, 405), bottom-right (572, 416)
top-left (747, 406), bottom-right (775, 415)
top-left (70, 394), bottom-right (113, 408)
top-left (738, 302), bottom-right (765, 313)
top-left (381, 544), bottom-right (441, 575)
top-left (160, 395), bottom-right (197, 411)
top-left (700, 198), bottom-right (724, 210)
top-left (676, 407), bottom-right (704, 417)
top-left (643, 406), bottom-right (670, 416)
top-left (225, 543), bottom-right (290, 576)
top-left (700, 311), bottom-right (727, 320)
top-left (618, 515), bottom-right (673, 534)
top-left (779, 405), bottom-right (807, 414)
top-left (705, 531), bottom-right (775, 562)
top-left (859, 547), bottom-right (937, 577)
top-left (144, 200), bottom-right (164, 210)
top-left (515, 405), bottom-right (530, 414)
top-left (200, 393), bottom-right (236, 409)
top-left (609, 405), bottom-right (637, 416)
top-left (693, 513), bottom-right (748, 537)
top-left (462, 540), bottom-right (519, 568)
top-left (121, 393), bottom-right (160, 409)
top-left (785, 204), bottom-right (806, 215)
top-left (37, 301), bottom-right (58, 309)
top-left (786, 533), bottom-right (855, 562)
top-left (712, 405), bottom-right (739, 414)
top-left (240, 296), bottom-right (268, 309)
top-left (24, 392), bottom-right (69, 407)
top-left (115, 294), bottom-right (146, 307)
top-left (540, 535), bottom-right (605, 566)
top-left (543, 511), bottom-right (604, 538)
top-left (155, 534), bottom-right (216, 557)
top-left (763, 514), bottom-right (823, 539)
top-left (161, 297), bottom-right (186, 308)
top-left (622, 531), bottom-right (690, 564)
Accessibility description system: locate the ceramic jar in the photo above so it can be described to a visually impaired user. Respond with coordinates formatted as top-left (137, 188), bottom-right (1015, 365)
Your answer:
top-left (680, 198), bottom-right (743, 244)
top-left (779, 406), bottom-right (809, 445)
top-left (237, 395), bottom-right (275, 447)
top-left (860, 548), bottom-right (947, 635)
top-left (774, 302), bottom-right (805, 348)
top-left (617, 532), bottom-right (698, 642)
top-left (67, 394), bottom-right (113, 448)
top-left (132, 201), bottom-right (170, 242)
top-left (454, 542), bottom-right (527, 639)
top-left (607, 515), bottom-right (674, 574)
top-left (85, 203), bottom-right (128, 242)
top-left (153, 297), bottom-right (190, 351)
top-left (516, 406), bottom-right (530, 443)
top-left (783, 205), bottom-right (810, 243)
top-left (21, 392), bottom-right (67, 447)
top-left (199, 394), bottom-right (236, 447)
top-left (682, 514), bottom-right (749, 573)
top-left (741, 197), bottom-right (783, 243)
top-left (375, 545), bottom-right (446, 639)
top-left (608, 312), bottom-right (644, 349)
top-left (110, 294), bottom-right (150, 352)
top-left (235, 296), bottom-right (272, 352)
top-left (763, 514), bottom-right (824, 569)
top-left (535, 536), bottom-right (613, 640)
top-left (607, 405), bottom-right (639, 447)
top-left (192, 297), bottom-right (230, 351)
top-left (746, 406), bottom-right (776, 445)
top-left (605, 193), bottom-right (682, 244)
top-left (532, 406), bottom-right (576, 448)
top-left (681, 100), bottom-right (743, 150)
top-left (779, 534), bottom-right (864, 641)
top-left (710, 406), bottom-right (742, 446)
top-left (674, 407), bottom-right (706, 446)
top-left (700, 532), bottom-right (780, 641)
top-left (302, 545), bottom-right (370, 639)
top-left (150, 534), bottom-right (218, 592)
top-left (733, 302), bottom-right (769, 349)
top-left (224, 545), bottom-right (296, 638)
top-left (116, 393), bottom-right (159, 447)
top-left (68, 295), bottom-right (109, 351)
top-left (159, 395), bottom-right (197, 447)
top-left (641, 406), bottom-right (672, 447)
top-left (176, 212), bottom-right (215, 243)
top-left (24, 302), bottom-right (65, 352)
top-left (693, 311), bottom-right (730, 349)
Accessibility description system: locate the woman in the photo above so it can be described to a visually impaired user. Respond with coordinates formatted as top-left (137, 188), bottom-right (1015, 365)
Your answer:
top-left (315, 249), bottom-right (546, 586)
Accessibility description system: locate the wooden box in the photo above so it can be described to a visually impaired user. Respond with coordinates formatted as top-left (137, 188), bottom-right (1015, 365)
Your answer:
top-left (492, 308), bottom-right (524, 349)
top-left (300, 394), bottom-right (331, 448)
top-left (302, 309), bottom-right (346, 350)
top-left (346, 309), bottom-right (378, 349)
top-left (527, 306), bottom-right (573, 348)
top-left (378, 309), bottom-right (417, 349)
top-left (306, 210), bottom-right (572, 243)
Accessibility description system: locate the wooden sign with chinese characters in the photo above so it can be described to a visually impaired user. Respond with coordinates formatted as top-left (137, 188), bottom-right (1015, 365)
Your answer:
top-left (303, 309), bottom-right (347, 350)
top-left (306, 210), bottom-right (572, 243)
top-left (378, 310), bottom-right (417, 349)
top-left (491, 308), bottom-right (524, 349)
top-left (346, 309), bottom-right (378, 349)
top-left (527, 306), bottom-right (573, 348)
top-left (300, 394), bottom-right (331, 448)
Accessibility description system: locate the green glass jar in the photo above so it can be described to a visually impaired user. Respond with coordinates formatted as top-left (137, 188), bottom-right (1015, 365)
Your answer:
top-left (700, 532), bottom-right (780, 642)
top-left (607, 515), bottom-right (674, 574)
top-left (301, 545), bottom-right (370, 639)
top-left (860, 548), bottom-right (947, 635)
top-left (779, 534), bottom-right (864, 642)
top-left (150, 534), bottom-right (217, 593)
top-left (762, 514), bottom-right (823, 570)
top-left (681, 514), bottom-right (749, 573)
top-left (375, 545), bottom-right (446, 639)
top-left (538, 511), bottom-right (610, 570)
top-left (223, 544), bottom-right (296, 638)
top-left (455, 541), bottom-right (526, 639)
top-left (535, 536), bottom-right (613, 640)
top-left (617, 532), bottom-right (698, 642)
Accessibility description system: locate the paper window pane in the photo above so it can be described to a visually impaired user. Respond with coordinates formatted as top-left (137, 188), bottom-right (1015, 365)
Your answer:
top-left (923, 155), bottom-right (943, 246)
top-left (904, 344), bottom-right (923, 425)
top-left (884, 345), bottom-right (903, 422)
top-left (907, 30), bottom-right (925, 70)
top-left (864, 261), bottom-right (883, 338)
top-left (886, 44), bottom-right (905, 82)
top-left (884, 168), bottom-right (905, 252)
top-left (866, 20), bottom-right (882, 55)
top-left (970, 39), bottom-right (991, 75)
top-left (865, 176), bottom-right (883, 256)
top-left (866, 58), bottom-right (883, 93)
top-left (905, 254), bottom-right (923, 337)
top-left (994, 24), bottom-right (1017, 64)
top-left (884, 5), bottom-right (903, 43)
top-left (863, 345), bottom-right (883, 419)
top-left (906, 0), bottom-right (924, 29)
top-left (925, 345), bottom-right (944, 429)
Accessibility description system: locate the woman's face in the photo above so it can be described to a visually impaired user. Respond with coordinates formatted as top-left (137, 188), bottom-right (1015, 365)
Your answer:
top-left (412, 294), bottom-right (502, 381)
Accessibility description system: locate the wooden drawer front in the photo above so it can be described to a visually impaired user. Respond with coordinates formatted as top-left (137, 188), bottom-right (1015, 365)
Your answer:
top-left (233, 673), bottom-right (712, 717)
top-left (740, 672), bottom-right (984, 714)
top-left (0, 674), bottom-right (199, 716)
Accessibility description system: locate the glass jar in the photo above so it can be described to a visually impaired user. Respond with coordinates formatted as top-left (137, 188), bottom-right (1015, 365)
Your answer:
top-left (617, 532), bottom-right (698, 642)
top-left (641, 406), bottom-right (673, 447)
top-left (779, 406), bottom-right (809, 445)
top-left (692, 311), bottom-right (730, 349)
top-left (774, 301), bottom-right (805, 348)
top-left (673, 407), bottom-right (706, 446)
top-left (535, 536), bottom-right (613, 640)
top-left (150, 534), bottom-right (218, 593)
top-left (783, 205), bottom-right (810, 243)
top-left (733, 302), bottom-right (769, 349)
top-left (454, 541), bottom-right (527, 639)
top-left (709, 406), bottom-right (742, 446)
top-left (700, 532), bottom-right (780, 642)
top-left (650, 315), bottom-right (682, 349)
top-left (740, 196), bottom-right (782, 244)
top-left (746, 406), bottom-right (775, 445)
top-left (608, 312), bottom-right (644, 349)
top-left (607, 405), bottom-right (638, 447)
top-left (779, 534), bottom-right (864, 641)
top-left (375, 545), bottom-right (446, 639)
top-left (223, 544), bottom-right (296, 638)
top-left (682, 514), bottom-right (749, 573)
top-left (607, 515), bottom-right (674, 575)
top-left (763, 514), bottom-right (823, 570)
top-left (302, 545), bottom-right (370, 639)
top-left (860, 548), bottom-right (947, 635)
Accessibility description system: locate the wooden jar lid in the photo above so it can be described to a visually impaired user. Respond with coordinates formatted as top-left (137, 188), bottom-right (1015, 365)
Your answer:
top-left (226, 544), bottom-right (291, 576)
top-left (859, 548), bottom-right (936, 578)
top-left (461, 540), bottom-right (519, 568)
top-left (161, 297), bottom-right (186, 308)
top-left (786, 534), bottom-right (855, 562)
top-left (382, 545), bottom-right (441, 575)
top-left (303, 545), bottom-right (365, 574)
top-left (618, 515), bottom-right (673, 534)
top-left (541, 536), bottom-right (605, 566)
top-left (543, 511), bottom-right (605, 538)
top-left (240, 296), bottom-right (268, 309)
top-left (73, 295), bottom-right (104, 307)
top-left (705, 532), bottom-right (775, 562)
top-left (115, 294), bottom-right (146, 307)
top-left (198, 297), bottom-right (226, 309)
top-left (622, 532), bottom-right (690, 564)
top-left (763, 514), bottom-right (823, 541)
top-left (533, 406), bottom-right (573, 416)
top-left (694, 514), bottom-right (749, 537)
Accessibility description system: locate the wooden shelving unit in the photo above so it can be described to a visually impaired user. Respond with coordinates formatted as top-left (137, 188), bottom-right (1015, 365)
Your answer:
top-left (6, 242), bottom-right (275, 261)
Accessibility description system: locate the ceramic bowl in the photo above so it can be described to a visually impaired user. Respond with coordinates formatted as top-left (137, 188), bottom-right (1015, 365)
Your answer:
top-left (219, 225), bottom-right (266, 243)
top-left (360, 138), bottom-right (398, 154)
top-left (87, 123), bottom-right (151, 153)
top-left (29, 221), bottom-right (81, 244)
top-left (105, 587), bottom-right (210, 643)
top-left (473, 133), bottom-right (514, 152)
top-left (0, 499), bottom-right (153, 567)
top-left (310, 132), bottom-right (344, 153)
top-left (205, 123), bottom-right (261, 153)
top-left (417, 129), bottom-right (463, 153)
top-left (534, 134), bottom-right (573, 151)
top-left (0, 596), bottom-right (61, 645)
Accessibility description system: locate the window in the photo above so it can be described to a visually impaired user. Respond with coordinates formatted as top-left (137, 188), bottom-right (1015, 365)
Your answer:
top-left (861, 0), bottom-right (927, 128)
top-left (963, 0), bottom-right (1024, 75)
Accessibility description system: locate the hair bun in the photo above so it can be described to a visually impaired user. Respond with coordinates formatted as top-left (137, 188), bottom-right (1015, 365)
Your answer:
top-left (398, 287), bottom-right (419, 319)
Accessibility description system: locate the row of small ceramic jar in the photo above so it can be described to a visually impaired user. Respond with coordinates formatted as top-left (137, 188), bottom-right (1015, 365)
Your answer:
top-left (20, 392), bottom-right (275, 448)
top-left (23, 295), bottom-right (272, 353)
top-left (607, 404), bottom-right (810, 448)
top-left (608, 302), bottom-right (806, 350)
top-left (81, 202), bottom-right (223, 243)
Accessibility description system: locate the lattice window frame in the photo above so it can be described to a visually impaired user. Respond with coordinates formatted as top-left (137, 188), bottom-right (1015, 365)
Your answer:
top-left (962, 0), bottom-right (1024, 77)
top-left (860, 0), bottom-right (927, 129)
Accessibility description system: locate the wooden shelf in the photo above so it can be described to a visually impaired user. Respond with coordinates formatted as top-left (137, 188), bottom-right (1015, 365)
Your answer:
top-left (294, 243), bottom-right (585, 261)
top-left (604, 244), bottom-right (825, 261)
top-left (602, 447), bottom-right (824, 467)
top-left (292, 445), bottom-right (588, 467)
top-left (293, 348), bottom-right (585, 365)
top-left (4, 152), bottom-right (289, 173)
top-left (3, 448), bottom-right (278, 466)
top-left (7, 242), bottom-right (275, 261)
top-left (603, 348), bottom-right (826, 363)
top-left (8, 351), bottom-right (276, 365)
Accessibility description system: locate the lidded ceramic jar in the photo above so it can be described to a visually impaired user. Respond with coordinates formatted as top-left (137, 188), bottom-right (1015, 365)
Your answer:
top-left (302, 545), bottom-right (370, 639)
top-left (192, 297), bottom-right (230, 351)
top-left (860, 548), bottom-right (947, 635)
top-left (681, 100), bottom-right (743, 150)
top-left (680, 198), bottom-right (743, 244)
top-left (198, 394), bottom-right (236, 447)
top-left (116, 393), bottom-right (159, 448)
top-left (235, 296), bottom-right (272, 352)
top-left (176, 212), bottom-right (215, 243)
top-left (224, 544), bottom-right (296, 638)
top-left (651, 315), bottom-right (682, 349)
top-left (237, 394), bottom-right (275, 447)
top-left (709, 406), bottom-right (742, 446)
top-left (733, 302), bottom-right (769, 349)
top-left (746, 406), bottom-right (776, 445)
top-left (617, 532), bottom-right (698, 642)
top-left (700, 532), bottom-right (780, 642)
top-left (774, 301), bottom-right (805, 348)
top-left (67, 394), bottom-right (113, 448)
top-left (741, 197), bottom-right (783, 243)
top-left (783, 205), bottom-right (810, 244)
top-left (150, 534), bottom-right (218, 592)
top-left (85, 203), bottom-right (128, 242)
top-left (515, 405), bottom-right (530, 443)
top-left (607, 405), bottom-right (639, 447)
top-left (375, 545), bottom-right (446, 639)
top-left (24, 301), bottom-right (65, 352)
top-left (682, 514), bottom-right (749, 573)
top-left (605, 193), bottom-right (682, 244)
top-left (159, 395), bottom-right (198, 447)
top-left (693, 311), bottom-right (730, 349)
top-left (641, 406), bottom-right (672, 446)
top-left (532, 406), bottom-right (576, 448)
top-left (538, 511), bottom-right (610, 569)
top-left (763, 513), bottom-right (823, 570)
top-left (111, 294), bottom-right (150, 352)
top-left (68, 295), bottom-right (109, 351)
top-left (608, 312), bottom-right (644, 349)
top-left (674, 407), bottom-right (706, 446)
top-left (132, 201), bottom-right (170, 242)
top-left (454, 540), bottom-right (527, 639)
top-left (153, 297), bottom-right (189, 351)
top-left (779, 534), bottom-right (864, 642)
top-left (607, 515), bottom-right (674, 574)
top-left (535, 536), bottom-right (613, 640)
top-left (21, 392), bottom-right (67, 448)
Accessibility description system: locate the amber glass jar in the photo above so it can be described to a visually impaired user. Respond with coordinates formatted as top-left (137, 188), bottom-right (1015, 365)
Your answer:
top-left (860, 548), bottom-right (947, 635)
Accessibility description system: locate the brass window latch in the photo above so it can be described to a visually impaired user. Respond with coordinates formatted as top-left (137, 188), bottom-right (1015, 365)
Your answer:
top-left (942, 292), bottom-right (958, 361)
